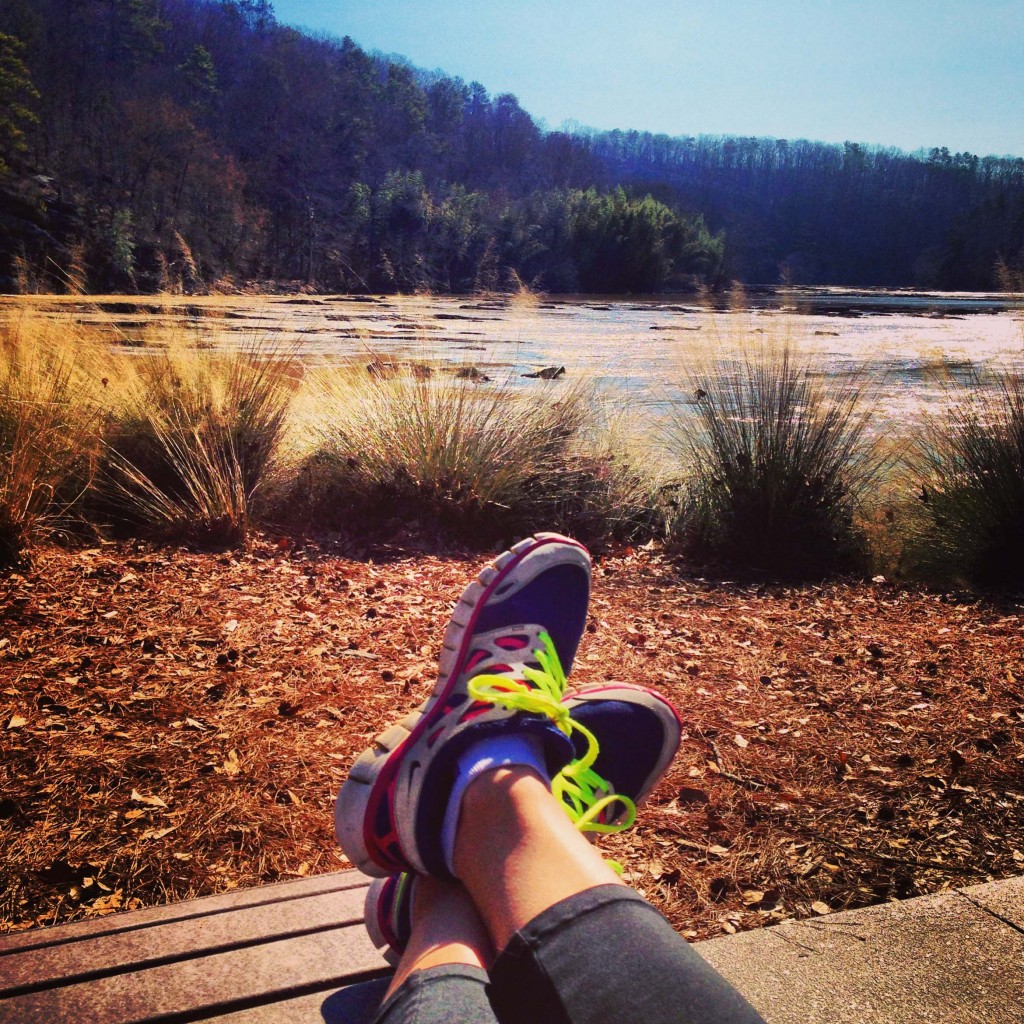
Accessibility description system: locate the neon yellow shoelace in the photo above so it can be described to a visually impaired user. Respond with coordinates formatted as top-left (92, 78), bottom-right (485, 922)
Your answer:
top-left (467, 631), bottom-right (637, 839)
top-left (467, 630), bottom-right (575, 736)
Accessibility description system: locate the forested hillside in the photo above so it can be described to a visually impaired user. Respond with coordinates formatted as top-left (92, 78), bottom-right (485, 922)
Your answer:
top-left (584, 130), bottom-right (1024, 289)
top-left (0, 0), bottom-right (1021, 294)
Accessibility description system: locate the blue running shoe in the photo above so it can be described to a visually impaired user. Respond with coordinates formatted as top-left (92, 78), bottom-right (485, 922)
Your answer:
top-left (364, 872), bottom-right (415, 966)
top-left (335, 533), bottom-right (592, 879)
top-left (556, 684), bottom-right (682, 833)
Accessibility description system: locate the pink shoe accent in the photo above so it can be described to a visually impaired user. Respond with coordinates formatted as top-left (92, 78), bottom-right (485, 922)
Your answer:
top-left (495, 634), bottom-right (530, 650)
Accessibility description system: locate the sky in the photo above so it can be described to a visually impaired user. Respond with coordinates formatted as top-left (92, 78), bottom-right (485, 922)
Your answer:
top-left (269, 0), bottom-right (1024, 159)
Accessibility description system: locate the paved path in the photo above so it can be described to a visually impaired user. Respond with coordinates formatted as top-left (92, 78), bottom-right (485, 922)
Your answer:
top-left (698, 875), bottom-right (1024, 1023)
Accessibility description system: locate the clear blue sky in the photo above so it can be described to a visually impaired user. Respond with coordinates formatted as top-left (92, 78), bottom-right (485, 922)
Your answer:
top-left (270, 0), bottom-right (1024, 159)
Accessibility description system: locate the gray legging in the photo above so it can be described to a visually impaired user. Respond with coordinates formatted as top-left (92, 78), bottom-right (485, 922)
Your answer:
top-left (372, 884), bottom-right (766, 1024)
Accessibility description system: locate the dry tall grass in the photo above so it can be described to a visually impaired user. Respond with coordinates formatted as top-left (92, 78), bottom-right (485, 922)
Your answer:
top-left (97, 341), bottom-right (296, 546)
top-left (0, 315), bottom-right (102, 563)
top-left (664, 338), bottom-right (882, 578)
top-left (904, 363), bottom-right (1024, 588)
top-left (291, 364), bottom-right (656, 545)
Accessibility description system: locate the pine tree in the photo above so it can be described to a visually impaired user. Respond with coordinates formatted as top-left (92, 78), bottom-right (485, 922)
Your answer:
top-left (0, 32), bottom-right (39, 179)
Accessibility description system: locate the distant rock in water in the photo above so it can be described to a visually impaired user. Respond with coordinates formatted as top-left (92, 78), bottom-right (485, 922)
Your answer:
top-left (522, 366), bottom-right (566, 380)
top-left (455, 366), bottom-right (491, 382)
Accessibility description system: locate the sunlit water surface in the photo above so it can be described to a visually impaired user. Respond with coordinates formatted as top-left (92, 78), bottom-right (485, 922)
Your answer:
top-left (4, 289), bottom-right (1022, 441)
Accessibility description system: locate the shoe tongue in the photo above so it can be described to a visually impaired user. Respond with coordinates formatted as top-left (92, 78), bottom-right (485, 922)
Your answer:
top-left (461, 623), bottom-right (546, 681)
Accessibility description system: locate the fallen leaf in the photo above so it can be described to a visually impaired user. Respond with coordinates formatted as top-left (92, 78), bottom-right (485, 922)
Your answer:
top-left (811, 900), bottom-right (831, 915)
top-left (131, 789), bottom-right (168, 809)
top-left (139, 825), bottom-right (178, 841)
top-left (742, 889), bottom-right (765, 905)
top-left (223, 749), bottom-right (241, 776)
top-left (7, 715), bottom-right (28, 730)
top-left (734, 733), bottom-right (749, 748)
top-left (87, 890), bottom-right (124, 916)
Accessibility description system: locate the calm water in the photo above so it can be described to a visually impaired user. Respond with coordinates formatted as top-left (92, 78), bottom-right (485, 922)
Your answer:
top-left (4, 289), bottom-right (1022, 433)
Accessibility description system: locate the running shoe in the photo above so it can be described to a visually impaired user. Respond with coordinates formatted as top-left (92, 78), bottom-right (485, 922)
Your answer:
top-left (558, 684), bottom-right (682, 833)
top-left (361, 686), bottom-right (681, 963)
top-left (364, 872), bottom-right (415, 967)
top-left (335, 533), bottom-right (592, 879)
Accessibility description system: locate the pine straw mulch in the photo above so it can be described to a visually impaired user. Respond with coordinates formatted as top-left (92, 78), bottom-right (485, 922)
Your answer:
top-left (2, 536), bottom-right (1023, 939)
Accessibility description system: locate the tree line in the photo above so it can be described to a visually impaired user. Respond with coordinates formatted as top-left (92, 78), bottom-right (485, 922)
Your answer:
top-left (0, 0), bottom-right (1020, 294)
top-left (581, 130), bottom-right (1024, 289)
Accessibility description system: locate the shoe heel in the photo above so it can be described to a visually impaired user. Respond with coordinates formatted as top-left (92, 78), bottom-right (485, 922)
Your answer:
top-left (364, 878), bottom-right (402, 967)
top-left (335, 710), bottom-right (421, 876)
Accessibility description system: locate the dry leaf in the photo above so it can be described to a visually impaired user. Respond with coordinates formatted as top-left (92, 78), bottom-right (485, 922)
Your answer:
top-left (7, 715), bottom-right (28, 730)
top-left (223, 749), bottom-right (241, 776)
top-left (742, 889), bottom-right (765, 905)
top-left (87, 890), bottom-right (124, 916)
top-left (139, 825), bottom-right (178, 841)
top-left (131, 789), bottom-right (168, 809)
top-left (734, 733), bottom-right (749, 748)
top-left (811, 900), bottom-right (831, 915)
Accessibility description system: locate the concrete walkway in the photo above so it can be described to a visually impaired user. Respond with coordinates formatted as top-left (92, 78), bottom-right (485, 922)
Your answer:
top-left (697, 875), bottom-right (1024, 1023)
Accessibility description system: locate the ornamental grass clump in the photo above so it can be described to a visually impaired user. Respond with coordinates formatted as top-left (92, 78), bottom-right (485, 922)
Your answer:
top-left (99, 342), bottom-right (295, 546)
top-left (0, 317), bottom-right (100, 564)
top-left (295, 366), bottom-right (652, 545)
top-left (905, 365), bottom-right (1024, 590)
top-left (666, 341), bottom-right (879, 579)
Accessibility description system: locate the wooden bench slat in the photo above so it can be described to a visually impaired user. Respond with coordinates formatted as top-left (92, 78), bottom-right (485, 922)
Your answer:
top-left (204, 977), bottom-right (391, 1024)
top-left (0, 923), bottom-right (389, 1024)
top-left (1, 885), bottom-right (369, 997)
top-left (0, 871), bottom-right (372, 956)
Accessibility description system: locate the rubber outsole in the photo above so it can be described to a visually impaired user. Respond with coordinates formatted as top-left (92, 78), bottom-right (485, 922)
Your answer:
top-left (363, 876), bottom-right (403, 967)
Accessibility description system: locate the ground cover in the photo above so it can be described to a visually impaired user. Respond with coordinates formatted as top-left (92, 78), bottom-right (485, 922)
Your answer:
top-left (2, 537), bottom-right (1022, 939)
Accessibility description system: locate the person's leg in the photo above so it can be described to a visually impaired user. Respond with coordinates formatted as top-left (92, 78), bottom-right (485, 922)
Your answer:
top-left (454, 766), bottom-right (766, 1024)
top-left (337, 534), bottom-right (762, 1023)
top-left (371, 877), bottom-right (498, 1024)
top-left (384, 876), bottom-right (494, 999)
top-left (453, 766), bottom-right (622, 950)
